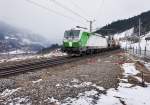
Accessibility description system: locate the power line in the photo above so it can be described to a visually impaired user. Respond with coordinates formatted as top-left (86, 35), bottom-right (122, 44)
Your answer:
top-left (25, 0), bottom-right (83, 23)
top-left (66, 0), bottom-right (90, 17)
top-left (93, 0), bottom-right (105, 30)
top-left (49, 0), bottom-right (88, 21)
top-left (95, 0), bottom-right (105, 19)
top-left (25, 0), bottom-right (76, 21)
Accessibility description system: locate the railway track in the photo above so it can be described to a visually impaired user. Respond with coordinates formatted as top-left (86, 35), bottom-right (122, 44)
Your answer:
top-left (0, 48), bottom-right (121, 77)
top-left (0, 56), bottom-right (75, 77)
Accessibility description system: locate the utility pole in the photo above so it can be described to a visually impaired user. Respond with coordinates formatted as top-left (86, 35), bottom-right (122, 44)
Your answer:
top-left (139, 18), bottom-right (141, 55)
top-left (125, 32), bottom-right (127, 52)
top-left (87, 20), bottom-right (95, 32)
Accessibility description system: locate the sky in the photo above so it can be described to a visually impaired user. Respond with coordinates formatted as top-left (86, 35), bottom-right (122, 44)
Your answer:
top-left (0, 0), bottom-right (150, 44)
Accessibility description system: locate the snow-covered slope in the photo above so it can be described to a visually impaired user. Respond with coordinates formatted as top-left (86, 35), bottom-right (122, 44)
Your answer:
top-left (114, 28), bottom-right (134, 40)
top-left (0, 21), bottom-right (50, 52)
top-left (130, 32), bottom-right (150, 50)
top-left (0, 49), bottom-right (67, 63)
top-left (114, 28), bottom-right (150, 51)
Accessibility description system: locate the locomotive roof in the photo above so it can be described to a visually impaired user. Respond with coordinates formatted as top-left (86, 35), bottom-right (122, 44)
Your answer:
top-left (66, 28), bottom-right (89, 32)
top-left (65, 28), bottom-right (106, 38)
top-left (90, 33), bottom-right (106, 38)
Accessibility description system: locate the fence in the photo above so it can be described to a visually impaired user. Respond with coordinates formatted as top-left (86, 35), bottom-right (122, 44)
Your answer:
top-left (124, 47), bottom-right (150, 59)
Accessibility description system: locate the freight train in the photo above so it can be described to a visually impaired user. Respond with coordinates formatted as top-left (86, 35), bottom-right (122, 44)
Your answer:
top-left (62, 28), bottom-right (119, 56)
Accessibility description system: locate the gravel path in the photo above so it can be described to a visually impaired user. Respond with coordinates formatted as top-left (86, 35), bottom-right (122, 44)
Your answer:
top-left (0, 50), bottom-right (124, 105)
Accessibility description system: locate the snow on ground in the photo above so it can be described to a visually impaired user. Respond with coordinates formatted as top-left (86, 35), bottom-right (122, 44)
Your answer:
top-left (144, 62), bottom-right (150, 71)
top-left (114, 28), bottom-right (134, 49)
top-left (32, 79), bottom-right (42, 84)
top-left (114, 28), bottom-right (150, 51)
top-left (47, 97), bottom-right (60, 105)
top-left (101, 63), bottom-right (150, 105)
top-left (115, 28), bottom-right (150, 72)
top-left (1, 49), bottom-right (28, 55)
top-left (0, 88), bottom-right (21, 97)
top-left (56, 78), bottom-right (105, 90)
top-left (0, 88), bottom-right (31, 105)
top-left (5, 96), bottom-right (31, 105)
top-left (97, 83), bottom-right (150, 105)
top-left (114, 28), bottom-right (150, 66)
top-left (49, 63), bottom-right (150, 105)
top-left (0, 49), bottom-right (67, 63)
top-left (119, 41), bottom-right (130, 49)
top-left (116, 28), bottom-right (150, 70)
top-left (137, 60), bottom-right (150, 71)
top-left (122, 63), bottom-right (140, 76)
top-left (114, 28), bottom-right (134, 40)
top-left (61, 90), bottom-right (100, 105)
top-left (128, 35), bottom-right (150, 51)
top-left (65, 81), bottom-right (93, 88)
top-left (131, 32), bottom-right (150, 51)
top-left (0, 62), bottom-right (150, 104)
top-left (43, 49), bottom-right (67, 58)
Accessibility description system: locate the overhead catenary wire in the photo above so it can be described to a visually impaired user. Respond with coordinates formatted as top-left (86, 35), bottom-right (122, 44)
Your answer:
top-left (49, 0), bottom-right (89, 21)
top-left (25, 0), bottom-right (84, 23)
top-left (93, 0), bottom-right (105, 31)
top-left (66, 0), bottom-right (90, 18)
top-left (26, 0), bottom-right (106, 31)
top-left (95, 0), bottom-right (105, 20)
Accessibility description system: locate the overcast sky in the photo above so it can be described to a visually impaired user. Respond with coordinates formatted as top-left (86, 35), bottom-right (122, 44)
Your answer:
top-left (0, 0), bottom-right (150, 44)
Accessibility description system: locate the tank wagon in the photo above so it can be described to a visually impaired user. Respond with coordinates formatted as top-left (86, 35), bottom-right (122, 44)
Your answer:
top-left (62, 28), bottom-right (119, 56)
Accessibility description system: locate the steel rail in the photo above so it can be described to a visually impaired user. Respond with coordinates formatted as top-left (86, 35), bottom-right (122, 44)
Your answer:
top-left (0, 56), bottom-right (68, 70)
top-left (0, 47), bottom-right (121, 77)
top-left (0, 58), bottom-right (75, 76)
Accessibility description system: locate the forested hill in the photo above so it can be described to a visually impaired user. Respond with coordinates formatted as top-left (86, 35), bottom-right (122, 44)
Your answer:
top-left (0, 21), bottom-right (50, 52)
top-left (96, 10), bottom-right (150, 36)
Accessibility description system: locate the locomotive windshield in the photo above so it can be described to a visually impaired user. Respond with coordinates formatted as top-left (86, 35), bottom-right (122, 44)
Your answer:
top-left (64, 30), bottom-right (80, 39)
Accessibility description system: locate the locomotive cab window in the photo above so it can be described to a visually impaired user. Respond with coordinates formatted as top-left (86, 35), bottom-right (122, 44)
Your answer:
top-left (64, 30), bottom-right (80, 39)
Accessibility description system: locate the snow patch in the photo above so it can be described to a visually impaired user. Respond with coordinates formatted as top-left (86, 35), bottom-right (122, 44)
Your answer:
top-left (32, 79), bottom-right (42, 84)
top-left (0, 49), bottom-right (67, 63)
top-left (122, 63), bottom-right (140, 76)
top-left (66, 82), bottom-right (93, 88)
top-left (56, 84), bottom-right (61, 87)
top-left (144, 62), bottom-right (150, 71)
top-left (96, 84), bottom-right (150, 105)
top-left (62, 90), bottom-right (98, 105)
top-left (43, 49), bottom-right (67, 58)
top-left (47, 97), bottom-right (60, 105)
top-left (71, 78), bottom-right (79, 83)
top-left (59, 63), bottom-right (150, 105)
top-left (0, 88), bottom-right (21, 97)
top-left (6, 96), bottom-right (31, 105)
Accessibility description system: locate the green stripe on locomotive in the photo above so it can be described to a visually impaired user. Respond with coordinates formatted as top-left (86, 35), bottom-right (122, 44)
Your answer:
top-left (63, 31), bottom-right (90, 48)
top-left (80, 32), bottom-right (90, 47)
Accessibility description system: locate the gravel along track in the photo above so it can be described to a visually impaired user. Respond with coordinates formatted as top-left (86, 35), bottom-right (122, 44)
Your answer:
top-left (0, 48), bottom-right (120, 77)
top-left (0, 49), bottom-right (124, 105)
top-left (0, 56), bottom-right (76, 77)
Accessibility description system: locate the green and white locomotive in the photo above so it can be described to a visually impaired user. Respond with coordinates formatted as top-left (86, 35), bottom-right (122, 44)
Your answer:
top-left (62, 28), bottom-right (118, 56)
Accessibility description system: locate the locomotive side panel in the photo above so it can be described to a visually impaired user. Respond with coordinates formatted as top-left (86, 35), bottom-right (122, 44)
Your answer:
top-left (86, 35), bottom-right (108, 49)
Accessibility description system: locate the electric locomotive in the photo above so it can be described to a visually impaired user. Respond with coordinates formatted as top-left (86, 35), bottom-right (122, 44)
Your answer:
top-left (62, 28), bottom-right (119, 56)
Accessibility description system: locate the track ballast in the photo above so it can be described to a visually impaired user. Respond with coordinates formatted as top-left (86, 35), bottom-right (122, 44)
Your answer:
top-left (0, 47), bottom-right (120, 77)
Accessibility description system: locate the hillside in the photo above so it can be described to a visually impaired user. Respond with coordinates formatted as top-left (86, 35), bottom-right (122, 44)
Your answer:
top-left (96, 10), bottom-right (150, 36)
top-left (0, 21), bottom-right (50, 53)
top-left (37, 44), bottom-right (61, 54)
